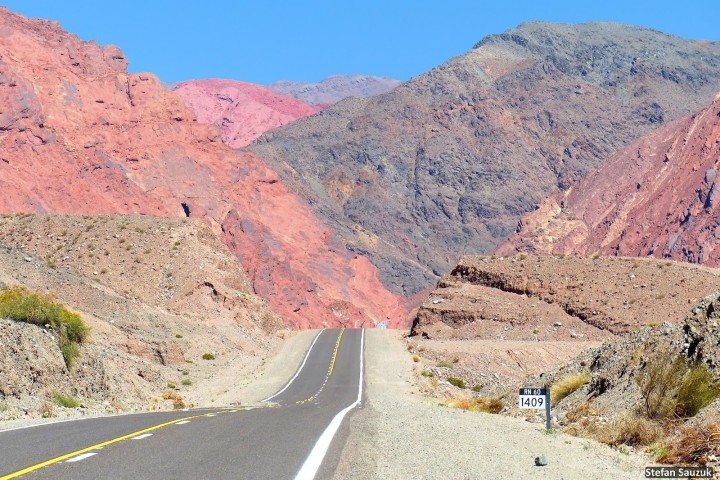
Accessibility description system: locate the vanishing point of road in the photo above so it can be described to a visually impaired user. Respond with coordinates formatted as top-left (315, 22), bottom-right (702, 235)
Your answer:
top-left (0, 328), bottom-right (364, 480)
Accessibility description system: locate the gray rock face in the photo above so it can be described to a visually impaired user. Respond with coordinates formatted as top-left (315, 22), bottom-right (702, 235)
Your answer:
top-left (250, 22), bottom-right (720, 296)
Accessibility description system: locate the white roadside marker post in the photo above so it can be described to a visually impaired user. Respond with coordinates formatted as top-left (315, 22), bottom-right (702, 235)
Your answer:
top-left (518, 386), bottom-right (552, 432)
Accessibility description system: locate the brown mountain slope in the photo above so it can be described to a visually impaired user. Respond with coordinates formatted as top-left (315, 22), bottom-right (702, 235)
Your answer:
top-left (407, 254), bottom-right (720, 399)
top-left (497, 93), bottom-right (720, 264)
top-left (0, 214), bottom-right (281, 418)
top-left (248, 22), bottom-right (720, 297)
top-left (0, 8), bottom-right (408, 328)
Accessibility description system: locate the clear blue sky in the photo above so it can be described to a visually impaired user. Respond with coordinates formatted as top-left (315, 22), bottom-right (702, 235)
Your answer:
top-left (2, 1), bottom-right (717, 85)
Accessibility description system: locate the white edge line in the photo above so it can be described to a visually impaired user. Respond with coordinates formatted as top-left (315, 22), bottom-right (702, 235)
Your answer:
top-left (261, 328), bottom-right (326, 402)
top-left (131, 433), bottom-right (153, 440)
top-left (294, 328), bottom-right (364, 480)
top-left (66, 452), bottom-right (98, 463)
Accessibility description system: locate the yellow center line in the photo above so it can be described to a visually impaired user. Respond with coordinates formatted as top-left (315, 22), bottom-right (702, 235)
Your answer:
top-left (328, 328), bottom-right (345, 376)
top-left (0, 410), bottom-right (225, 479)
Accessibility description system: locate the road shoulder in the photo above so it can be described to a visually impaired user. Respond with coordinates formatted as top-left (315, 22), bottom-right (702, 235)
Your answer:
top-left (334, 329), bottom-right (648, 480)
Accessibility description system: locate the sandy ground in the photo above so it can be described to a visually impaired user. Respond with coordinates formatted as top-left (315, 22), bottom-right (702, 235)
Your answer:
top-left (334, 329), bottom-right (648, 480)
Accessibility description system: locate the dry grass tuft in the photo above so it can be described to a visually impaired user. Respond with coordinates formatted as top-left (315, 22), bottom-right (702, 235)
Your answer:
top-left (551, 371), bottom-right (591, 405)
top-left (447, 397), bottom-right (504, 414)
top-left (595, 414), bottom-right (663, 447)
top-left (160, 391), bottom-right (186, 410)
top-left (658, 422), bottom-right (720, 465)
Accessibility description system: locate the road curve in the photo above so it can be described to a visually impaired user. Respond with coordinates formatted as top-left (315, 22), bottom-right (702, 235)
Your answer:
top-left (0, 328), bottom-right (364, 480)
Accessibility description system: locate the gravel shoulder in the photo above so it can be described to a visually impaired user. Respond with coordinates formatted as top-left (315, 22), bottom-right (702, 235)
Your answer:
top-left (334, 329), bottom-right (648, 480)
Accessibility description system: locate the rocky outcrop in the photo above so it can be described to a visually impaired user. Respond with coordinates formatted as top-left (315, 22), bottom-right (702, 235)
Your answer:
top-left (249, 22), bottom-right (720, 297)
top-left (173, 79), bottom-right (321, 148)
top-left (497, 93), bottom-right (720, 267)
top-left (268, 75), bottom-right (400, 106)
top-left (412, 255), bottom-right (720, 337)
top-left (0, 7), bottom-right (408, 329)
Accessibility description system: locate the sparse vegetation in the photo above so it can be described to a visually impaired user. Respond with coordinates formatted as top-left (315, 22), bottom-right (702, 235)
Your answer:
top-left (637, 351), bottom-right (718, 419)
top-left (161, 391), bottom-right (185, 409)
top-left (472, 385), bottom-right (482, 392)
top-left (412, 355), bottom-right (420, 362)
top-left (595, 414), bottom-right (663, 447)
top-left (181, 369), bottom-right (190, 375)
top-left (0, 286), bottom-right (89, 367)
top-left (447, 397), bottom-right (504, 414)
top-left (175, 333), bottom-right (183, 338)
top-left (202, 353), bottom-right (215, 360)
top-left (675, 364), bottom-right (719, 417)
top-left (447, 377), bottom-right (466, 389)
top-left (53, 393), bottom-right (81, 408)
top-left (38, 402), bottom-right (54, 418)
top-left (550, 371), bottom-right (591, 406)
top-left (421, 370), bottom-right (434, 378)
top-left (436, 361), bottom-right (453, 368)
top-left (657, 422), bottom-right (720, 465)
top-left (181, 378), bottom-right (192, 386)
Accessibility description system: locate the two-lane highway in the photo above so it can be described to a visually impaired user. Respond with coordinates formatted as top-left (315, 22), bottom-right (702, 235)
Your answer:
top-left (0, 328), bottom-right (364, 480)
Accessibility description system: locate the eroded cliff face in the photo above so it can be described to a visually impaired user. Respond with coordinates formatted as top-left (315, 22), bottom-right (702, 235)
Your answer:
top-left (0, 8), bottom-right (409, 329)
top-left (497, 93), bottom-right (720, 265)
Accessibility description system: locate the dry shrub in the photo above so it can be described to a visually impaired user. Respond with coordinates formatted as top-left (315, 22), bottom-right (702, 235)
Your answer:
top-left (658, 422), bottom-right (720, 465)
top-left (161, 391), bottom-right (186, 410)
top-left (448, 397), bottom-right (504, 414)
top-left (551, 371), bottom-right (591, 406)
top-left (595, 414), bottom-right (663, 447)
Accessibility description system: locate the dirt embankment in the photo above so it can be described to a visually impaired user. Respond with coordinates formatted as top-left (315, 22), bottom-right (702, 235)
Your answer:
top-left (408, 254), bottom-right (720, 393)
top-left (0, 214), bottom-right (287, 421)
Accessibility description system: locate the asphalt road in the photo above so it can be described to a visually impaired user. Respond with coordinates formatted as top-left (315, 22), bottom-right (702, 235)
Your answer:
top-left (0, 328), bottom-right (364, 480)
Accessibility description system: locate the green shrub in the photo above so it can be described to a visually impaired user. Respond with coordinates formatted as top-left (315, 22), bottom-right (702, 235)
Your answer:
top-left (676, 364), bottom-right (719, 417)
top-left (181, 379), bottom-right (192, 386)
top-left (637, 351), bottom-right (718, 419)
top-left (53, 393), bottom-right (80, 408)
top-left (412, 355), bottom-right (420, 363)
top-left (472, 385), bottom-right (482, 392)
top-left (447, 377), bottom-right (466, 389)
top-left (421, 370), bottom-right (434, 378)
top-left (202, 353), bottom-right (215, 360)
top-left (0, 286), bottom-right (89, 367)
top-left (436, 361), bottom-right (453, 368)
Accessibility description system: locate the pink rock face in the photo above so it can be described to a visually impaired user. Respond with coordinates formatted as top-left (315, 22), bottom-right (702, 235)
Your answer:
top-left (0, 7), bottom-right (410, 329)
top-left (497, 93), bottom-right (720, 266)
top-left (173, 79), bottom-right (321, 148)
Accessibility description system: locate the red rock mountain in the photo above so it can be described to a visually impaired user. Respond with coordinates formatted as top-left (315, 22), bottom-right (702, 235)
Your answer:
top-left (0, 7), bottom-right (409, 328)
top-left (496, 93), bottom-right (720, 265)
top-left (173, 80), bottom-right (321, 148)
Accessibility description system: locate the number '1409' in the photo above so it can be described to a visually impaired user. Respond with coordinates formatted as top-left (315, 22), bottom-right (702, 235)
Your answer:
top-left (518, 395), bottom-right (545, 409)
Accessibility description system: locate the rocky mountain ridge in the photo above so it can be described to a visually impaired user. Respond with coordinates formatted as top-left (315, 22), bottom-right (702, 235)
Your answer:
top-left (0, 7), bottom-right (408, 329)
top-left (497, 93), bottom-right (720, 266)
top-left (248, 22), bottom-right (720, 297)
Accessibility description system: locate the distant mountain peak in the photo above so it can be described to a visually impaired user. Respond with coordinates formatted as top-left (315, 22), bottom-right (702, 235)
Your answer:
top-left (268, 74), bottom-right (400, 106)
